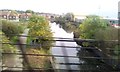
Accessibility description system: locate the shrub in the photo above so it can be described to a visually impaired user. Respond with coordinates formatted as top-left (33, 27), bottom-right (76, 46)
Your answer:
top-left (27, 15), bottom-right (53, 50)
top-left (1, 20), bottom-right (24, 40)
top-left (0, 30), bottom-right (17, 53)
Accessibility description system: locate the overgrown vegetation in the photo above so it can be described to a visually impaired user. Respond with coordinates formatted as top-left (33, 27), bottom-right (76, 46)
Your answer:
top-left (74, 15), bottom-right (120, 71)
top-left (77, 15), bottom-right (119, 53)
top-left (27, 15), bottom-right (53, 50)
top-left (25, 48), bottom-right (52, 69)
top-left (0, 30), bottom-right (17, 53)
top-left (79, 15), bottom-right (109, 39)
top-left (25, 15), bottom-right (53, 69)
top-left (1, 20), bottom-right (25, 53)
top-left (54, 13), bottom-right (80, 33)
top-left (1, 15), bottom-right (54, 70)
top-left (1, 20), bottom-right (24, 41)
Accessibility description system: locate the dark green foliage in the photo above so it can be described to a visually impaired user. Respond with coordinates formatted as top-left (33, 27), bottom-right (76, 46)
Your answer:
top-left (1, 20), bottom-right (24, 40)
top-left (54, 13), bottom-right (80, 33)
top-left (79, 15), bottom-right (109, 39)
top-left (64, 13), bottom-right (75, 21)
top-left (74, 15), bottom-right (120, 71)
top-left (0, 30), bottom-right (17, 53)
top-left (26, 10), bottom-right (34, 14)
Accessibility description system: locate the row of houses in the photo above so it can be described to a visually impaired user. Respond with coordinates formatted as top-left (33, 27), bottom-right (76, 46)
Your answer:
top-left (0, 10), bottom-right (32, 22)
top-left (0, 10), bottom-right (60, 22)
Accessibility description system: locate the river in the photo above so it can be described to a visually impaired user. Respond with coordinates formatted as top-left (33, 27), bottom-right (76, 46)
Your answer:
top-left (50, 22), bottom-right (81, 71)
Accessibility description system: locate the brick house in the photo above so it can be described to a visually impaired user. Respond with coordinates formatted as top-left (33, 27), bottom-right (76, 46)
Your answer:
top-left (8, 11), bottom-right (19, 21)
top-left (0, 11), bottom-right (11, 19)
top-left (19, 13), bottom-right (32, 21)
top-left (0, 10), bottom-right (19, 21)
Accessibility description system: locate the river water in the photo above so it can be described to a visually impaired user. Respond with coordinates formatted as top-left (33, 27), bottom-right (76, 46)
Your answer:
top-left (50, 22), bottom-right (81, 71)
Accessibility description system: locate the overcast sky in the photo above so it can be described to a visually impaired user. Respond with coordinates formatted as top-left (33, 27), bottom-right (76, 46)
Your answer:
top-left (0, 0), bottom-right (119, 18)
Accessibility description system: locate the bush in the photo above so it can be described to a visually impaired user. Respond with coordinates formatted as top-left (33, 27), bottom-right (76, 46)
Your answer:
top-left (79, 15), bottom-right (108, 39)
top-left (27, 15), bottom-right (53, 50)
top-left (95, 26), bottom-right (118, 40)
top-left (94, 27), bottom-right (119, 55)
top-left (24, 48), bottom-right (52, 69)
top-left (1, 20), bottom-right (24, 40)
top-left (0, 30), bottom-right (17, 53)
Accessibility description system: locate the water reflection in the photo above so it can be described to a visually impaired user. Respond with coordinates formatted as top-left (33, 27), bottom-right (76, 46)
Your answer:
top-left (50, 22), bottom-right (81, 71)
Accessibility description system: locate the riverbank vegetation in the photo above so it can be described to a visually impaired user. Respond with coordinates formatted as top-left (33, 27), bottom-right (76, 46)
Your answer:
top-left (1, 20), bottom-right (25, 53)
top-left (75, 15), bottom-right (119, 53)
top-left (1, 20), bottom-right (25, 43)
top-left (54, 13), bottom-right (80, 33)
top-left (55, 14), bottom-right (120, 70)
top-left (0, 30), bottom-right (17, 53)
top-left (25, 15), bottom-right (53, 69)
top-left (1, 15), bottom-right (54, 70)
top-left (1, 20), bottom-right (23, 65)
top-left (74, 15), bottom-right (120, 70)
top-left (27, 15), bottom-right (53, 50)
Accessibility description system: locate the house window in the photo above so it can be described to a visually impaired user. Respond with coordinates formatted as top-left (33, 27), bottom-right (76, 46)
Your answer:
top-left (4, 15), bottom-right (7, 18)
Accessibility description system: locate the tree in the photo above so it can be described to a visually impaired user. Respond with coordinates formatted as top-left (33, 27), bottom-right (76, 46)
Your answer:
top-left (76, 15), bottom-right (119, 70)
top-left (94, 26), bottom-right (119, 55)
top-left (28, 15), bottom-right (53, 50)
top-left (1, 20), bottom-right (24, 40)
top-left (64, 13), bottom-right (75, 21)
top-left (26, 15), bottom-right (53, 69)
top-left (54, 13), bottom-right (78, 33)
top-left (26, 10), bottom-right (34, 14)
top-left (79, 15), bottom-right (108, 39)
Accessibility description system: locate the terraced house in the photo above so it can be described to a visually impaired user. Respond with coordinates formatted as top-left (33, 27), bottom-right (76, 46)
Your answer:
top-left (19, 13), bottom-right (32, 21)
top-left (0, 10), bottom-right (33, 22)
top-left (0, 9), bottom-right (60, 22)
top-left (0, 10), bottom-right (19, 22)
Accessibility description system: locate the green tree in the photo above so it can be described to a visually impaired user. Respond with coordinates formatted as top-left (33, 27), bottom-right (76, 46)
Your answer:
top-left (95, 26), bottom-right (118, 40)
top-left (26, 10), bottom-right (34, 14)
top-left (28, 15), bottom-right (53, 50)
top-left (54, 13), bottom-right (78, 33)
top-left (64, 13), bottom-right (75, 21)
top-left (95, 26), bottom-right (119, 55)
top-left (77, 15), bottom-right (119, 70)
top-left (1, 20), bottom-right (24, 40)
top-left (26, 15), bottom-right (53, 69)
top-left (79, 15), bottom-right (108, 39)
